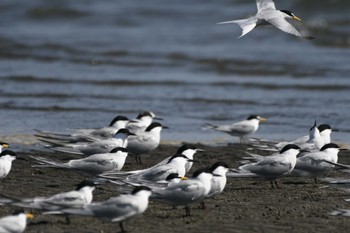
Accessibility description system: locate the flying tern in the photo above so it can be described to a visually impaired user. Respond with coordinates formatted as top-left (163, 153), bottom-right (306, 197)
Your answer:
top-left (218, 0), bottom-right (313, 39)
top-left (205, 115), bottom-right (266, 143)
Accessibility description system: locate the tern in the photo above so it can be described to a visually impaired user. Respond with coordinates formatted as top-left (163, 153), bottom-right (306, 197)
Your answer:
top-left (44, 186), bottom-right (152, 233)
top-left (154, 144), bottom-right (204, 173)
top-left (227, 144), bottom-right (301, 188)
top-left (205, 115), bottom-right (266, 143)
top-left (293, 143), bottom-right (344, 183)
top-left (0, 150), bottom-right (27, 179)
top-left (0, 210), bottom-right (33, 233)
top-left (201, 162), bottom-right (230, 209)
top-left (126, 111), bottom-right (162, 134)
top-left (30, 147), bottom-right (129, 177)
top-left (0, 180), bottom-right (95, 224)
top-left (151, 168), bottom-right (213, 216)
top-left (102, 154), bottom-right (193, 184)
top-left (218, 0), bottom-right (313, 39)
top-left (34, 115), bottom-right (130, 142)
top-left (127, 122), bottom-right (168, 164)
top-left (41, 129), bottom-right (134, 156)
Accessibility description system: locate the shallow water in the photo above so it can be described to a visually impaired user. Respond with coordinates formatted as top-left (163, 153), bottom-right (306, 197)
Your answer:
top-left (1, 0), bottom-right (350, 144)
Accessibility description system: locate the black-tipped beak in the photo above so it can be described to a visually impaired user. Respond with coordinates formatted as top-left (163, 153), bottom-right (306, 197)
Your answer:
top-left (154, 117), bottom-right (163, 121)
top-left (300, 149), bottom-right (310, 153)
top-left (213, 174), bottom-right (222, 177)
top-left (162, 126), bottom-right (169, 129)
top-left (332, 128), bottom-right (340, 132)
top-left (196, 149), bottom-right (205, 152)
top-left (340, 148), bottom-right (349, 151)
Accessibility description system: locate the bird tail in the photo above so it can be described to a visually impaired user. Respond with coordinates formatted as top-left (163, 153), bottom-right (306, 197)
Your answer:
top-left (203, 123), bottom-right (219, 130)
top-left (217, 18), bottom-right (257, 38)
top-left (49, 147), bottom-right (83, 155)
top-left (30, 156), bottom-right (69, 169)
top-left (226, 169), bottom-right (258, 178)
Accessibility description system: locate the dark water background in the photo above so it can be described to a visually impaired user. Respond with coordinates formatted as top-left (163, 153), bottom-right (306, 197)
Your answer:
top-left (1, 0), bottom-right (350, 144)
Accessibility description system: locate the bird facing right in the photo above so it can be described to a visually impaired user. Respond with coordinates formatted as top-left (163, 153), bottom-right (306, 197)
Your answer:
top-left (218, 0), bottom-right (313, 39)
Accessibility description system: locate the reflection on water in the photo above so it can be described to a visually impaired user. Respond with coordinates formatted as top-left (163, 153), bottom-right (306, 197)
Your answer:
top-left (0, 0), bottom-right (350, 144)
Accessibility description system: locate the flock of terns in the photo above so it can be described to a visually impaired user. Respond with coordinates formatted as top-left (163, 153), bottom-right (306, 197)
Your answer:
top-left (0, 0), bottom-right (347, 232)
top-left (0, 110), bottom-right (349, 232)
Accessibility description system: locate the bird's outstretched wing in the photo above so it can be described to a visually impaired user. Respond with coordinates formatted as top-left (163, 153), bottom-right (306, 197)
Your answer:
top-left (256, 0), bottom-right (276, 12)
top-left (265, 17), bottom-right (302, 37)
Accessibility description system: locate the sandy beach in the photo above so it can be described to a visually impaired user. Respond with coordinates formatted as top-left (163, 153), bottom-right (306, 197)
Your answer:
top-left (1, 141), bottom-right (350, 233)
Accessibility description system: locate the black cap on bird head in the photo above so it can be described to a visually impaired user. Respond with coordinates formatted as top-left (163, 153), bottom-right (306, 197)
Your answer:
top-left (165, 173), bottom-right (181, 181)
top-left (145, 122), bottom-right (168, 132)
top-left (0, 150), bottom-right (17, 157)
top-left (176, 144), bottom-right (197, 154)
top-left (136, 111), bottom-right (154, 119)
top-left (76, 180), bottom-right (96, 190)
top-left (192, 167), bottom-right (212, 178)
top-left (109, 147), bottom-right (128, 153)
top-left (210, 161), bottom-right (230, 172)
top-left (167, 154), bottom-right (189, 164)
top-left (279, 144), bottom-right (301, 154)
top-left (318, 124), bottom-right (332, 132)
top-left (320, 143), bottom-right (340, 151)
top-left (109, 115), bottom-right (129, 127)
top-left (131, 186), bottom-right (152, 194)
top-left (247, 115), bottom-right (259, 120)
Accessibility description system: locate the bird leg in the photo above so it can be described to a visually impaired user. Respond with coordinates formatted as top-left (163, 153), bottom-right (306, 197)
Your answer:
top-left (314, 177), bottom-right (318, 184)
top-left (119, 222), bottom-right (125, 233)
top-left (185, 206), bottom-right (191, 217)
top-left (200, 201), bottom-right (206, 209)
top-left (65, 215), bottom-right (71, 225)
top-left (270, 180), bottom-right (280, 189)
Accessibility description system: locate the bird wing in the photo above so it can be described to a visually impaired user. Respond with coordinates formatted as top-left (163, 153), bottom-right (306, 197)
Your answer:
top-left (265, 17), bottom-right (302, 37)
top-left (230, 121), bottom-right (255, 134)
top-left (256, 0), bottom-right (276, 12)
top-left (241, 156), bottom-right (292, 177)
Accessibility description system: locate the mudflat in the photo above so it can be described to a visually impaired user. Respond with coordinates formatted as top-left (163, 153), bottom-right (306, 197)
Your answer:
top-left (1, 143), bottom-right (350, 233)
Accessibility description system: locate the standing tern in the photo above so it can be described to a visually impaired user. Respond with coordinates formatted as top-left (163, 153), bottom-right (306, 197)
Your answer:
top-left (205, 115), bottom-right (266, 143)
top-left (102, 154), bottom-right (193, 184)
top-left (127, 122), bottom-right (168, 164)
top-left (227, 144), bottom-right (301, 188)
top-left (154, 144), bottom-right (204, 173)
top-left (218, 0), bottom-right (313, 39)
top-left (34, 115), bottom-right (130, 143)
top-left (293, 143), bottom-right (344, 183)
top-left (0, 180), bottom-right (95, 224)
top-left (151, 168), bottom-right (213, 216)
top-left (30, 147), bottom-right (130, 177)
top-left (201, 162), bottom-right (230, 209)
top-left (126, 111), bottom-right (162, 134)
top-left (0, 150), bottom-right (27, 179)
top-left (44, 186), bottom-right (152, 233)
top-left (41, 129), bottom-right (134, 156)
top-left (0, 210), bottom-right (34, 233)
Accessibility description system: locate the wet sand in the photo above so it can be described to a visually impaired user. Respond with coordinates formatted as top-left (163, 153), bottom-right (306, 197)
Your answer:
top-left (1, 143), bottom-right (350, 233)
